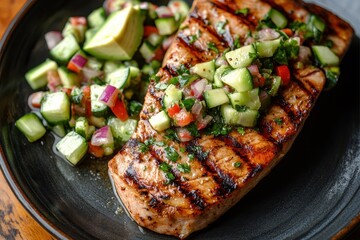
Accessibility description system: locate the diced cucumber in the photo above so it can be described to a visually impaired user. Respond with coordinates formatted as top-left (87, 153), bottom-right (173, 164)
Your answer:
top-left (88, 116), bottom-right (107, 128)
top-left (225, 44), bottom-right (256, 68)
top-left (191, 60), bottom-right (215, 82)
top-left (15, 113), bottom-right (47, 142)
top-left (62, 21), bottom-right (87, 43)
top-left (88, 7), bottom-right (106, 29)
top-left (84, 28), bottom-right (99, 45)
top-left (147, 33), bottom-right (163, 47)
top-left (155, 17), bottom-right (178, 35)
top-left (308, 14), bottom-right (326, 32)
top-left (312, 45), bottom-right (339, 67)
top-left (108, 117), bottom-right (137, 142)
top-left (86, 57), bottom-right (103, 71)
top-left (56, 131), bottom-right (88, 165)
top-left (255, 38), bottom-right (281, 58)
top-left (41, 92), bottom-right (71, 124)
top-left (149, 110), bottom-right (171, 132)
top-left (75, 117), bottom-right (95, 140)
top-left (229, 88), bottom-right (261, 110)
top-left (204, 88), bottom-right (229, 108)
top-left (221, 104), bottom-right (258, 127)
top-left (51, 123), bottom-right (67, 138)
top-left (221, 68), bottom-right (253, 92)
top-left (139, 41), bottom-right (156, 62)
top-left (103, 60), bottom-right (122, 74)
top-left (25, 59), bottom-right (58, 90)
top-left (106, 67), bottom-right (131, 89)
top-left (58, 66), bottom-right (80, 88)
top-left (50, 34), bottom-right (80, 64)
top-left (213, 65), bottom-right (231, 88)
top-left (90, 85), bottom-right (109, 117)
top-left (268, 8), bottom-right (288, 29)
top-left (163, 84), bottom-right (182, 108)
top-left (268, 76), bottom-right (282, 96)
top-left (168, 0), bottom-right (189, 22)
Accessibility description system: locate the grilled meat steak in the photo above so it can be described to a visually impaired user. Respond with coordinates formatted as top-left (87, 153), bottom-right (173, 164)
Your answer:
top-left (108, 0), bottom-right (353, 238)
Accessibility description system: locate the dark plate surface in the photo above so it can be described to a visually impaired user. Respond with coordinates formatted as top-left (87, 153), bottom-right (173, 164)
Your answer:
top-left (0, 0), bottom-right (359, 239)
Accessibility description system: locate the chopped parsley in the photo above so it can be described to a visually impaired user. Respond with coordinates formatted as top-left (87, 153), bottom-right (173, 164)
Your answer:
top-left (165, 146), bottom-right (180, 162)
top-left (273, 45), bottom-right (288, 65)
top-left (207, 42), bottom-right (219, 53)
top-left (165, 172), bottom-right (175, 183)
top-left (325, 39), bottom-right (334, 48)
top-left (138, 143), bottom-right (149, 153)
top-left (178, 75), bottom-right (199, 88)
top-left (70, 88), bottom-right (83, 104)
top-left (149, 74), bottom-right (160, 83)
top-left (177, 163), bottom-right (191, 173)
top-left (188, 153), bottom-right (195, 161)
top-left (180, 147), bottom-right (186, 153)
top-left (235, 8), bottom-right (249, 16)
top-left (159, 162), bottom-right (175, 184)
top-left (155, 82), bottom-right (168, 90)
top-left (216, 20), bottom-right (228, 35)
top-left (235, 105), bottom-right (249, 112)
top-left (159, 162), bottom-right (172, 172)
top-left (176, 64), bottom-right (190, 75)
top-left (274, 118), bottom-right (284, 125)
top-left (233, 162), bottom-right (242, 168)
top-left (284, 39), bottom-right (300, 60)
top-left (186, 123), bottom-right (200, 137)
top-left (128, 100), bottom-right (142, 116)
top-left (233, 36), bottom-right (241, 49)
top-left (180, 98), bottom-right (195, 111)
top-left (165, 128), bottom-right (178, 141)
top-left (237, 127), bottom-right (245, 135)
top-left (188, 34), bottom-right (198, 44)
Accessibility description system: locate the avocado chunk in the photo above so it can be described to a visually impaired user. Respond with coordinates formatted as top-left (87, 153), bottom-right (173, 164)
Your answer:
top-left (83, 5), bottom-right (144, 60)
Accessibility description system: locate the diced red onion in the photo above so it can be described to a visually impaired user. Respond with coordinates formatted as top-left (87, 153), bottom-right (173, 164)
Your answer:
top-left (139, 2), bottom-right (150, 10)
top-left (69, 17), bottom-right (87, 26)
top-left (47, 69), bottom-right (61, 92)
top-left (259, 90), bottom-right (271, 109)
top-left (91, 126), bottom-right (114, 146)
top-left (196, 115), bottom-right (213, 130)
top-left (155, 6), bottom-right (174, 18)
top-left (244, 36), bottom-right (255, 46)
top-left (191, 102), bottom-right (203, 118)
top-left (82, 67), bottom-right (103, 82)
top-left (258, 28), bottom-right (280, 41)
top-left (28, 91), bottom-right (44, 109)
top-left (215, 56), bottom-right (229, 67)
top-left (70, 54), bottom-right (88, 69)
top-left (44, 31), bottom-right (63, 50)
top-left (297, 46), bottom-right (312, 63)
top-left (183, 87), bottom-right (194, 97)
top-left (176, 128), bottom-right (193, 142)
top-left (162, 34), bottom-right (176, 51)
top-left (99, 85), bottom-right (119, 108)
top-left (191, 79), bottom-right (208, 99)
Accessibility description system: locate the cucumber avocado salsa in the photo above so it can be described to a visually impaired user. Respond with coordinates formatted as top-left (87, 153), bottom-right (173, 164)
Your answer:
top-left (16, 0), bottom-right (189, 165)
top-left (148, 7), bottom-right (340, 143)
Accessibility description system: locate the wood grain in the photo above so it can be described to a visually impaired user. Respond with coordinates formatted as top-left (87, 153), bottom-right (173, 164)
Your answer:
top-left (0, 1), bottom-right (54, 239)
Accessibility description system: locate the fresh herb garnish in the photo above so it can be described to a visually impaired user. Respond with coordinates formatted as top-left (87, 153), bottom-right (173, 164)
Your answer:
top-left (186, 145), bottom-right (208, 161)
top-left (159, 162), bottom-right (172, 172)
top-left (159, 162), bottom-right (176, 184)
top-left (207, 42), bottom-right (219, 53)
top-left (188, 153), bottom-right (195, 161)
top-left (149, 74), bottom-right (160, 83)
top-left (324, 67), bottom-right (340, 90)
top-left (180, 147), bottom-right (186, 153)
top-left (186, 123), bottom-right (200, 137)
top-left (235, 105), bottom-right (249, 112)
top-left (128, 100), bottom-right (142, 116)
top-left (284, 39), bottom-right (300, 60)
top-left (178, 75), bottom-right (199, 88)
top-left (273, 45), bottom-right (288, 65)
top-left (289, 21), bottom-right (307, 32)
top-left (235, 8), bottom-right (249, 16)
top-left (165, 172), bottom-right (175, 183)
top-left (274, 118), bottom-right (283, 125)
top-left (189, 34), bottom-right (198, 44)
top-left (138, 143), bottom-right (149, 153)
top-left (180, 98), bottom-right (195, 111)
top-left (237, 127), bottom-right (245, 135)
top-left (325, 39), bottom-right (334, 48)
top-left (249, 51), bottom-right (258, 59)
top-left (233, 36), bottom-right (241, 49)
top-left (155, 82), bottom-right (168, 90)
top-left (216, 20), bottom-right (228, 35)
top-left (165, 128), bottom-right (178, 141)
top-left (70, 88), bottom-right (83, 104)
top-left (168, 77), bottom-right (179, 85)
top-left (177, 64), bottom-right (190, 75)
top-left (165, 146), bottom-right (180, 162)
top-left (177, 163), bottom-right (191, 173)
top-left (233, 162), bottom-right (242, 168)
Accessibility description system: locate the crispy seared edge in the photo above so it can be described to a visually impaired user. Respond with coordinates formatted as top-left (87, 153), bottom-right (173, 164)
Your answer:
top-left (108, 0), bottom-right (354, 238)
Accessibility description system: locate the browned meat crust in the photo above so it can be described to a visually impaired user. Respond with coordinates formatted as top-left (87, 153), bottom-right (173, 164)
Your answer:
top-left (108, 0), bottom-right (354, 238)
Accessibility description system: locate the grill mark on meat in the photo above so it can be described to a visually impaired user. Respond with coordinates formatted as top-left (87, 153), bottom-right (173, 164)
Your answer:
top-left (186, 141), bottom-right (237, 195)
top-left (218, 135), bottom-right (252, 163)
top-left (149, 148), bottom-right (208, 210)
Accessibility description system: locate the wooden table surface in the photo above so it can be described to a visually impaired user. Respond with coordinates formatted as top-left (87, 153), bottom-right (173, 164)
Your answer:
top-left (0, 1), bottom-right (54, 239)
top-left (0, 1), bottom-right (359, 240)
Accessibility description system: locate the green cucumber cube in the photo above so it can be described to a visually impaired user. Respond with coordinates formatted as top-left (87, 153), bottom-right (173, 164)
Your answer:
top-left (204, 88), bottom-right (229, 108)
top-left (40, 92), bottom-right (71, 124)
top-left (191, 60), bottom-right (215, 82)
top-left (25, 59), bottom-right (57, 90)
top-left (221, 68), bottom-right (253, 92)
top-left (56, 131), bottom-right (88, 165)
top-left (15, 113), bottom-right (47, 142)
top-left (225, 45), bottom-right (256, 68)
top-left (149, 110), bottom-right (170, 132)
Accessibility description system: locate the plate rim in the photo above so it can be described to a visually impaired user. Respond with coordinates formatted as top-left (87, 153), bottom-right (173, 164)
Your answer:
top-left (0, 0), bottom-right (359, 239)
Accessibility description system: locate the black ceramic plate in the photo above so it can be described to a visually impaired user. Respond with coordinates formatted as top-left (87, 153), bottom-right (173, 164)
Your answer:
top-left (0, 0), bottom-right (359, 239)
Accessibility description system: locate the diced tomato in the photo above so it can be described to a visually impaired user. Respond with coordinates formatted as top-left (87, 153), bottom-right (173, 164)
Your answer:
top-left (167, 103), bottom-right (181, 118)
top-left (176, 128), bottom-right (193, 142)
top-left (196, 115), bottom-right (213, 130)
top-left (47, 69), bottom-right (61, 92)
top-left (144, 25), bottom-right (159, 37)
top-left (111, 98), bottom-right (129, 121)
top-left (28, 92), bottom-right (44, 108)
top-left (281, 28), bottom-right (293, 37)
top-left (61, 88), bottom-right (72, 96)
top-left (173, 109), bottom-right (193, 127)
top-left (70, 17), bottom-right (87, 26)
top-left (82, 86), bottom-right (92, 117)
top-left (152, 47), bottom-right (165, 62)
top-left (67, 61), bottom-right (81, 73)
top-left (275, 65), bottom-right (291, 86)
top-left (88, 142), bottom-right (104, 158)
top-left (253, 76), bottom-right (265, 88)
